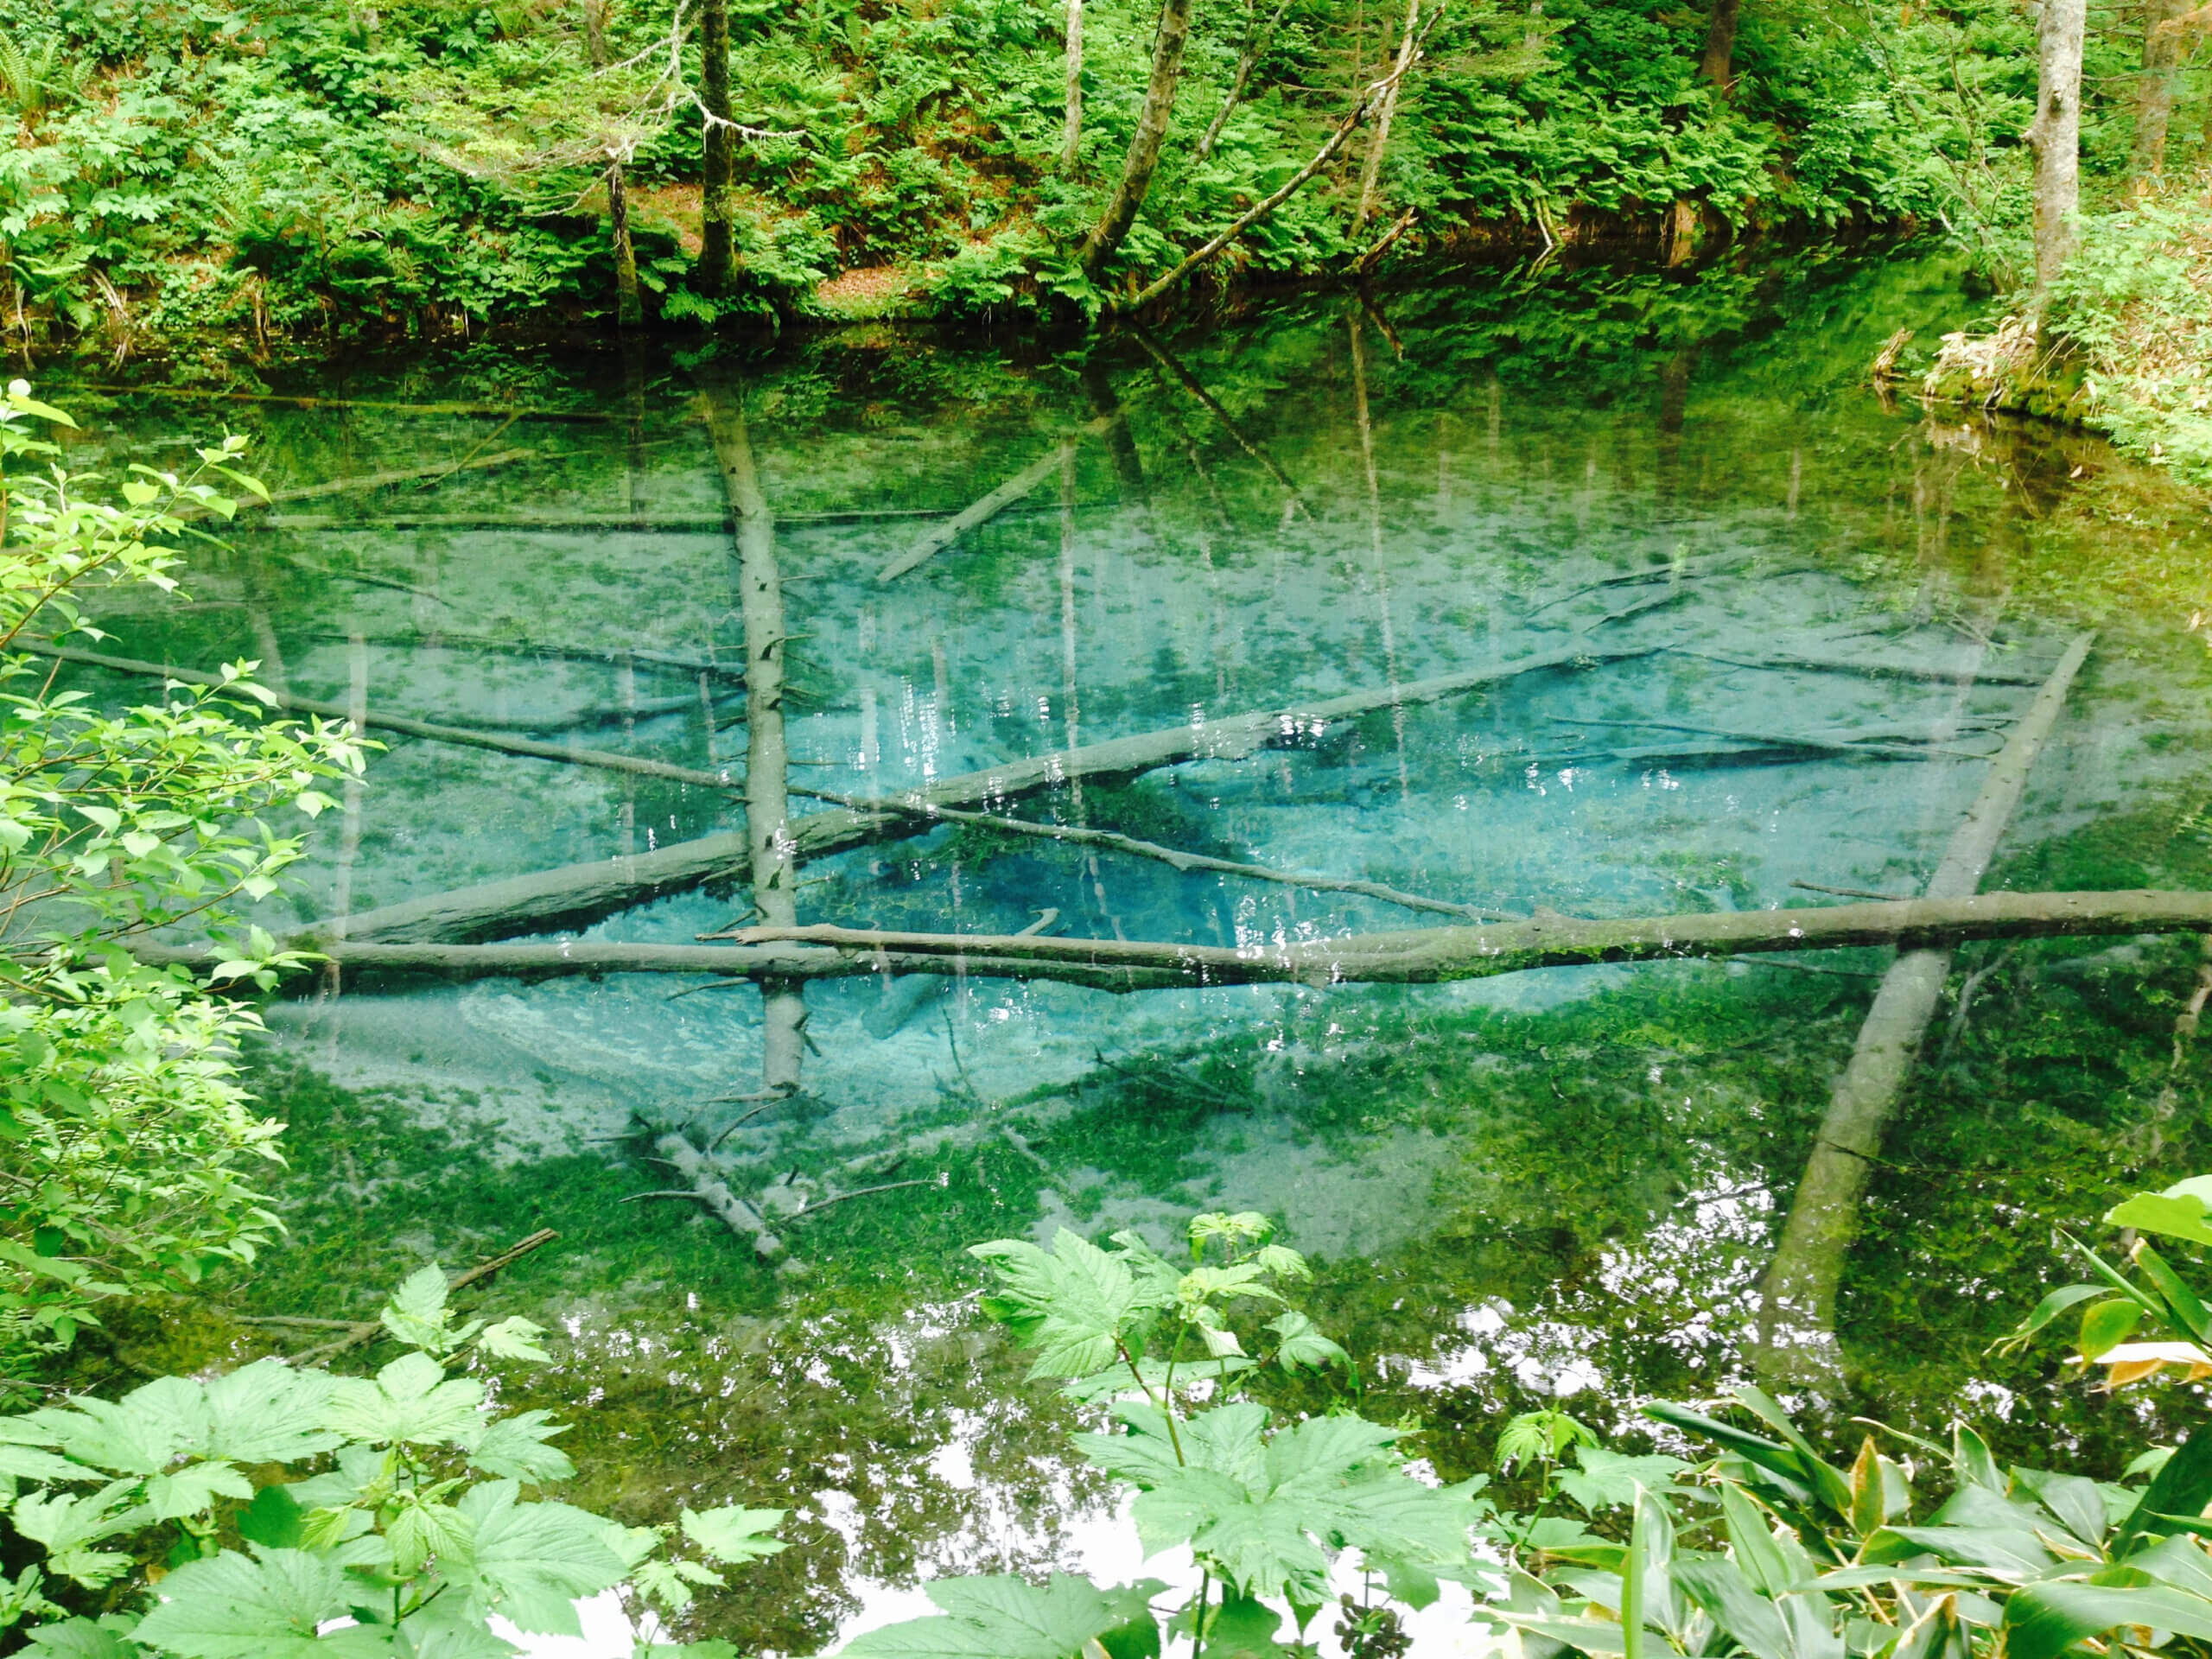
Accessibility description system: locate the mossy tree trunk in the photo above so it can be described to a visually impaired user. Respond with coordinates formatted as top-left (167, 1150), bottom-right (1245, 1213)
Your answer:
top-left (697, 0), bottom-right (737, 294)
top-left (582, 0), bottom-right (642, 327)
top-left (2025, 0), bottom-right (2085, 312)
top-left (1700, 0), bottom-right (1741, 91)
top-left (1077, 0), bottom-right (1194, 276)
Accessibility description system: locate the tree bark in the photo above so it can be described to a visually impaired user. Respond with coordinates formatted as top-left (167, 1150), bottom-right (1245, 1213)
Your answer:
top-left (1062, 0), bottom-right (1084, 173)
top-left (2129, 0), bottom-right (2190, 188)
top-left (702, 386), bottom-right (807, 1095)
top-left (143, 887), bottom-right (2212, 993)
top-left (2025, 0), bottom-right (2087, 311)
top-left (1759, 632), bottom-right (2094, 1355)
top-left (697, 0), bottom-right (737, 294)
top-left (1354, 0), bottom-right (1425, 229)
top-left (310, 640), bottom-right (1657, 944)
top-left (1077, 0), bottom-right (1195, 275)
top-left (1700, 0), bottom-right (1742, 92)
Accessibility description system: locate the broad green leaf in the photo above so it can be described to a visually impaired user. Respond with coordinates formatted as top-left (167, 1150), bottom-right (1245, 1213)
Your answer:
top-left (453, 1480), bottom-right (627, 1637)
top-left (1559, 1447), bottom-right (1690, 1516)
top-left (389, 1497), bottom-right (475, 1578)
top-left (1266, 1312), bottom-right (1348, 1376)
top-left (2105, 1192), bottom-right (2212, 1247)
top-left (475, 1319), bottom-right (550, 1363)
top-left (1670, 1558), bottom-right (1792, 1659)
top-left (323, 1353), bottom-right (485, 1448)
top-left (144, 1462), bottom-right (252, 1521)
top-left (2011, 1467), bottom-right (2107, 1548)
top-left (1199, 1594), bottom-right (1282, 1658)
top-left (969, 1231), bottom-right (1173, 1382)
top-left (1718, 1483), bottom-right (1791, 1598)
top-left (24, 1616), bottom-right (143, 1659)
top-left (2117, 1426), bottom-right (2212, 1555)
top-left (131, 1548), bottom-right (348, 1659)
top-left (841, 1573), bottom-right (1164, 1659)
top-left (465, 1411), bottom-right (574, 1484)
top-left (199, 1362), bottom-right (343, 1464)
top-left (2004, 1580), bottom-right (2212, 1659)
top-left (680, 1505), bottom-right (785, 1566)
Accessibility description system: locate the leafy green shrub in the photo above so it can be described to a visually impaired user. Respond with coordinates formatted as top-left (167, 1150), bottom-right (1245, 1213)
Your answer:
top-left (0, 1267), bottom-right (780, 1659)
top-left (0, 389), bottom-right (359, 1369)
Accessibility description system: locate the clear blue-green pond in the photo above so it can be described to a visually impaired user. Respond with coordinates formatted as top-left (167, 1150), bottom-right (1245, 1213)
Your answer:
top-left (45, 245), bottom-right (2212, 1657)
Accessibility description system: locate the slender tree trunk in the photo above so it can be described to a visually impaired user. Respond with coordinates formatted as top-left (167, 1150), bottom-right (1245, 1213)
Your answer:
top-left (582, 0), bottom-right (642, 326)
top-left (2025, 0), bottom-right (2086, 312)
top-left (1196, 0), bottom-right (1293, 161)
top-left (697, 0), bottom-right (737, 293)
top-left (1354, 0), bottom-right (1424, 228)
top-left (1077, 0), bottom-right (1194, 275)
top-left (1700, 0), bottom-right (1742, 92)
top-left (607, 162), bottom-right (643, 327)
top-left (2129, 0), bottom-right (2189, 188)
top-left (1061, 0), bottom-right (1084, 173)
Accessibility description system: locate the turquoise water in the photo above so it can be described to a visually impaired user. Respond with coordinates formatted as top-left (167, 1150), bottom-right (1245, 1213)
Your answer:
top-left (49, 247), bottom-right (2212, 1656)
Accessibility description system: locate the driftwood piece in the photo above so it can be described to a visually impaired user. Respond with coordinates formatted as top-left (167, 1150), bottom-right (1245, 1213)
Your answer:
top-left (702, 387), bottom-right (809, 1094)
top-left (1760, 631), bottom-right (2095, 1344)
top-left (24, 642), bottom-right (743, 791)
top-left (137, 888), bottom-right (2212, 991)
top-left (877, 414), bottom-right (1119, 582)
top-left (309, 640), bottom-right (1655, 944)
top-left (632, 1135), bottom-right (785, 1258)
top-left (793, 791), bottom-right (1516, 922)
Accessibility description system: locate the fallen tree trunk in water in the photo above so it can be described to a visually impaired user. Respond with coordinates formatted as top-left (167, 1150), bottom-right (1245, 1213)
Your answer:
top-left (877, 413), bottom-right (1118, 582)
top-left (1759, 630), bottom-right (2095, 1351)
top-left (26, 642), bottom-right (743, 791)
top-left (308, 640), bottom-right (1656, 944)
top-left (139, 887), bottom-right (2212, 990)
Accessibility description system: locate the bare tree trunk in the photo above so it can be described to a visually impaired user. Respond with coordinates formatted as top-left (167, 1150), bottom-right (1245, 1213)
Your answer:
top-left (1700, 0), bottom-right (1742, 92)
top-left (2025, 0), bottom-right (2086, 312)
top-left (1354, 0), bottom-right (1425, 228)
top-left (702, 388), bottom-right (806, 1094)
top-left (697, 0), bottom-right (737, 294)
top-left (1077, 0), bottom-right (1195, 275)
top-left (1196, 0), bottom-right (1292, 161)
top-left (1061, 0), bottom-right (1084, 173)
top-left (607, 162), bottom-right (644, 327)
top-left (2129, 0), bottom-right (2190, 188)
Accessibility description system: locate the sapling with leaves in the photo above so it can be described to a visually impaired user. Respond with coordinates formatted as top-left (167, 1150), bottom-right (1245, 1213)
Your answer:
top-left (849, 1211), bottom-right (1491, 1658)
top-left (0, 1266), bottom-right (780, 1659)
top-left (0, 386), bottom-right (363, 1372)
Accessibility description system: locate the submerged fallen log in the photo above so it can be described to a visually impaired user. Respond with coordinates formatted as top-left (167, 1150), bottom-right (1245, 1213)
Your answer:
top-left (306, 640), bottom-right (1656, 944)
top-left (139, 887), bottom-right (2212, 992)
top-left (1760, 630), bottom-right (2095, 1344)
top-left (877, 413), bottom-right (1120, 582)
top-left (83, 385), bottom-right (610, 422)
top-left (1675, 646), bottom-right (2057, 687)
top-left (796, 789), bottom-right (1516, 922)
top-left (175, 449), bottom-right (539, 522)
top-left (302, 631), bottom-right (749, 685)
top-left (24, 642), bottom-right (743, 791)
